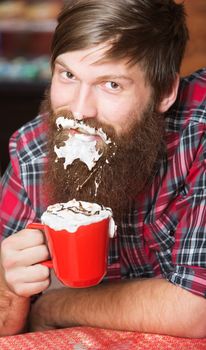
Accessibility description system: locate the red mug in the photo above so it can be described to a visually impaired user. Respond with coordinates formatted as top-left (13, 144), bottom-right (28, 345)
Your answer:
top-left (27, 218), bottom-right (110, 288)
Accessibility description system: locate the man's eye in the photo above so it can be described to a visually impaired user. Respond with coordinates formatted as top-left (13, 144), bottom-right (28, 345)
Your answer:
top-left (61, 71), bottom-right (75, 80)
top-left (105, 81), bottom-right (120, 90)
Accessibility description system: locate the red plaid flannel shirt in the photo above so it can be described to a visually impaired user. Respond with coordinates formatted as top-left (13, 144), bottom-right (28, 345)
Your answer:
top-left (1, 69), bottom-right (206, 298)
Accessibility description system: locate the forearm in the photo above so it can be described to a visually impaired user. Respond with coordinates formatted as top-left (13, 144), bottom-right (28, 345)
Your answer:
top-left (0, 259), bottom-right (30, 336)
top-left (30, 278), bottom-right (206, 337)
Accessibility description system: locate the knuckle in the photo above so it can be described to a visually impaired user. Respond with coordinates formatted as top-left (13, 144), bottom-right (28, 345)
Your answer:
top-left (5, 269), bottom-right (19, 286)
top-left (14, 284), bottom-right (31, 298)
top-left (33, 280), bottom-right (50, 295)
top-left (39, 245), bottom-right (50, 260)
top-left (42, 266), bottom-right (50, 279)
top-left (36, 264), bottom-right (50, 279)
top-left (1, 239), bottom-right (20, 269)
top-left (0, 239), bottom-right (10, 258)
top-left (29, 230), bottom-right (45, 244)
top-left (2, 255), bottom-right (17, 269)
top-left (42, 278), bottom-right (50, 290)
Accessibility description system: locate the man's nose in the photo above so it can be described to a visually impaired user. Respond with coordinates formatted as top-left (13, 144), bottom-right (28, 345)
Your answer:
top-left (70, 83), bottom-right (97, 120)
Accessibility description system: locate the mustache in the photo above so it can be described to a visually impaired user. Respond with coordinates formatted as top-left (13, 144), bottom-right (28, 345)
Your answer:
top-left (51, 109), bottom-right (117, 142)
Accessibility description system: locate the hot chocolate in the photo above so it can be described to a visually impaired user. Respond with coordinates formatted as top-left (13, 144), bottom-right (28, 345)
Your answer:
top-left (41, 199), bottom-right (116, 237)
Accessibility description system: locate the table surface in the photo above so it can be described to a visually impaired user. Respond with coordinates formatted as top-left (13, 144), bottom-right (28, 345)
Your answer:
top-left (0, 327), bottom-right (205, 350)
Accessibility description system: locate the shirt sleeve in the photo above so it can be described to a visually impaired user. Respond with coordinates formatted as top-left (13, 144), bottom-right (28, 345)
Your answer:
top-left (144, 70), bottom-right (206, 298)
top-left (168, 180), bottom-right (206, 298)
top-left (143, 122), bottom-right (206, 298)
top-left (0, 116), bottom-right (47, 240)
top-left (0, 153), bottom-right (37, 240)
top-left (167, 72), bottom-right (206, 298)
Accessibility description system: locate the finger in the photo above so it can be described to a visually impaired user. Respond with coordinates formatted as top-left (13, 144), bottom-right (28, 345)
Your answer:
top-left (14, 280), bottom-right (50, 298)
top-left (25, 264), bottom-right (50, 283)
top-left (17, 244), bottom-right (50, 267)
top-left (2, 229), bottom-right (45, 251)
top-left (6, 264), bottom-right (50, 285)
top-left (3, 244), bottom-right (50, 269)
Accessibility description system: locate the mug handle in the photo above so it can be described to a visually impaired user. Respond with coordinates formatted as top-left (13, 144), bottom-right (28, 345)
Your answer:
top-left (27, 222), bottom-right (53, 268)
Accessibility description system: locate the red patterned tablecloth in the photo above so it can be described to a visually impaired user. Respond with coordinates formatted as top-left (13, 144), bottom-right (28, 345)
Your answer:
top-left (0, 327), bottom-right (205, 350)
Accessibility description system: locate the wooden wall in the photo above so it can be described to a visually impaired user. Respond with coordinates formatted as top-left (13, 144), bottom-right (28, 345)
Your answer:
top-left (178, 0), bottom-right (206, 76)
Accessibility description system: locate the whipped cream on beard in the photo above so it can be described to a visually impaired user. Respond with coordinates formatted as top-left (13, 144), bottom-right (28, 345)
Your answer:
top-left (46, 103), bottom-right (165, 223)
top-left (54, 116), bottom-right (112, 171)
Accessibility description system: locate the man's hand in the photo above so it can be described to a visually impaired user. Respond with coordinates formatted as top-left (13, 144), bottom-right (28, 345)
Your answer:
top-left (29, 295), bottom-right (54, 332)
top-left (29, 288), bottom-right (71, 332)
top-left (1, 228), bottom-right (50, 297)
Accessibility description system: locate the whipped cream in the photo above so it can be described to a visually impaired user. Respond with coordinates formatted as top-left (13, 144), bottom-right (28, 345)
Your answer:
top-left (54, 117), bottom-right (111, 170)
top-left (54, 136), bottom-right (102, 171)
top-left (56, 117), bottom-right (111, 144)
top-left (41, 199), bottom-right (116, 237)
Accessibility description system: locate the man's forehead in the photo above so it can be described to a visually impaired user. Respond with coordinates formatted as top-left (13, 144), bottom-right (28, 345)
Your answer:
top-left (56, 43), bottom-right (116, 66)
top-left (56, 36), bottom-right (134, 66)
top-left (79, 43), bottom-right (112, 64)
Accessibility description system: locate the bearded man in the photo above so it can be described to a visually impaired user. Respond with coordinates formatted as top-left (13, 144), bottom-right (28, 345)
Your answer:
top-left (0, 0), bottom-right (206, 338)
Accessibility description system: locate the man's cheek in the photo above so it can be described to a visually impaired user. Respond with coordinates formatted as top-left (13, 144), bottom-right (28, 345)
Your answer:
top-left (50, 90), bottom-right (67, 112)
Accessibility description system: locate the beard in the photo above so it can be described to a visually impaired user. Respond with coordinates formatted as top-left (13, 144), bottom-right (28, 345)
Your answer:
top-left (42, 92), bottom-right (165, 224)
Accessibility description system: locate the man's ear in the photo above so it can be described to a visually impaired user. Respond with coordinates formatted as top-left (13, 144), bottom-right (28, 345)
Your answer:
top-left (157, 74), bottom-right (180, 113)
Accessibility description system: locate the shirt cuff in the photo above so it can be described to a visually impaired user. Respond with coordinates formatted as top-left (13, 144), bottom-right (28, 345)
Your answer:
top-left (166, 265), bottom-right (206, 298)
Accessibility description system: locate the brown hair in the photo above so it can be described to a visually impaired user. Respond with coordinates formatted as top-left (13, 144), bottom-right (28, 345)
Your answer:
top-left (51, 0), bottom-right (189, 103)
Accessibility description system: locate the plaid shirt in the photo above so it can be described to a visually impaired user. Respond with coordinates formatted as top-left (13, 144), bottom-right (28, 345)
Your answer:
top-left (1, 69), bottom-right (206, 298)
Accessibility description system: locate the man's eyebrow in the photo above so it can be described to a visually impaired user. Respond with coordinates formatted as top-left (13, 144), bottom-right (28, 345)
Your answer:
top-left (55, 58), bottom-right (133, 82)
top-left (96, 74), bottom-right (133, 82)
top-left (55, 58), bottom-right (71, 71)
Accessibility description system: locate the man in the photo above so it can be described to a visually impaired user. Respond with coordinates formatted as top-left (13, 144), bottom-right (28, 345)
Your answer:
top-left (0, 0), bottom-right (206, 337)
